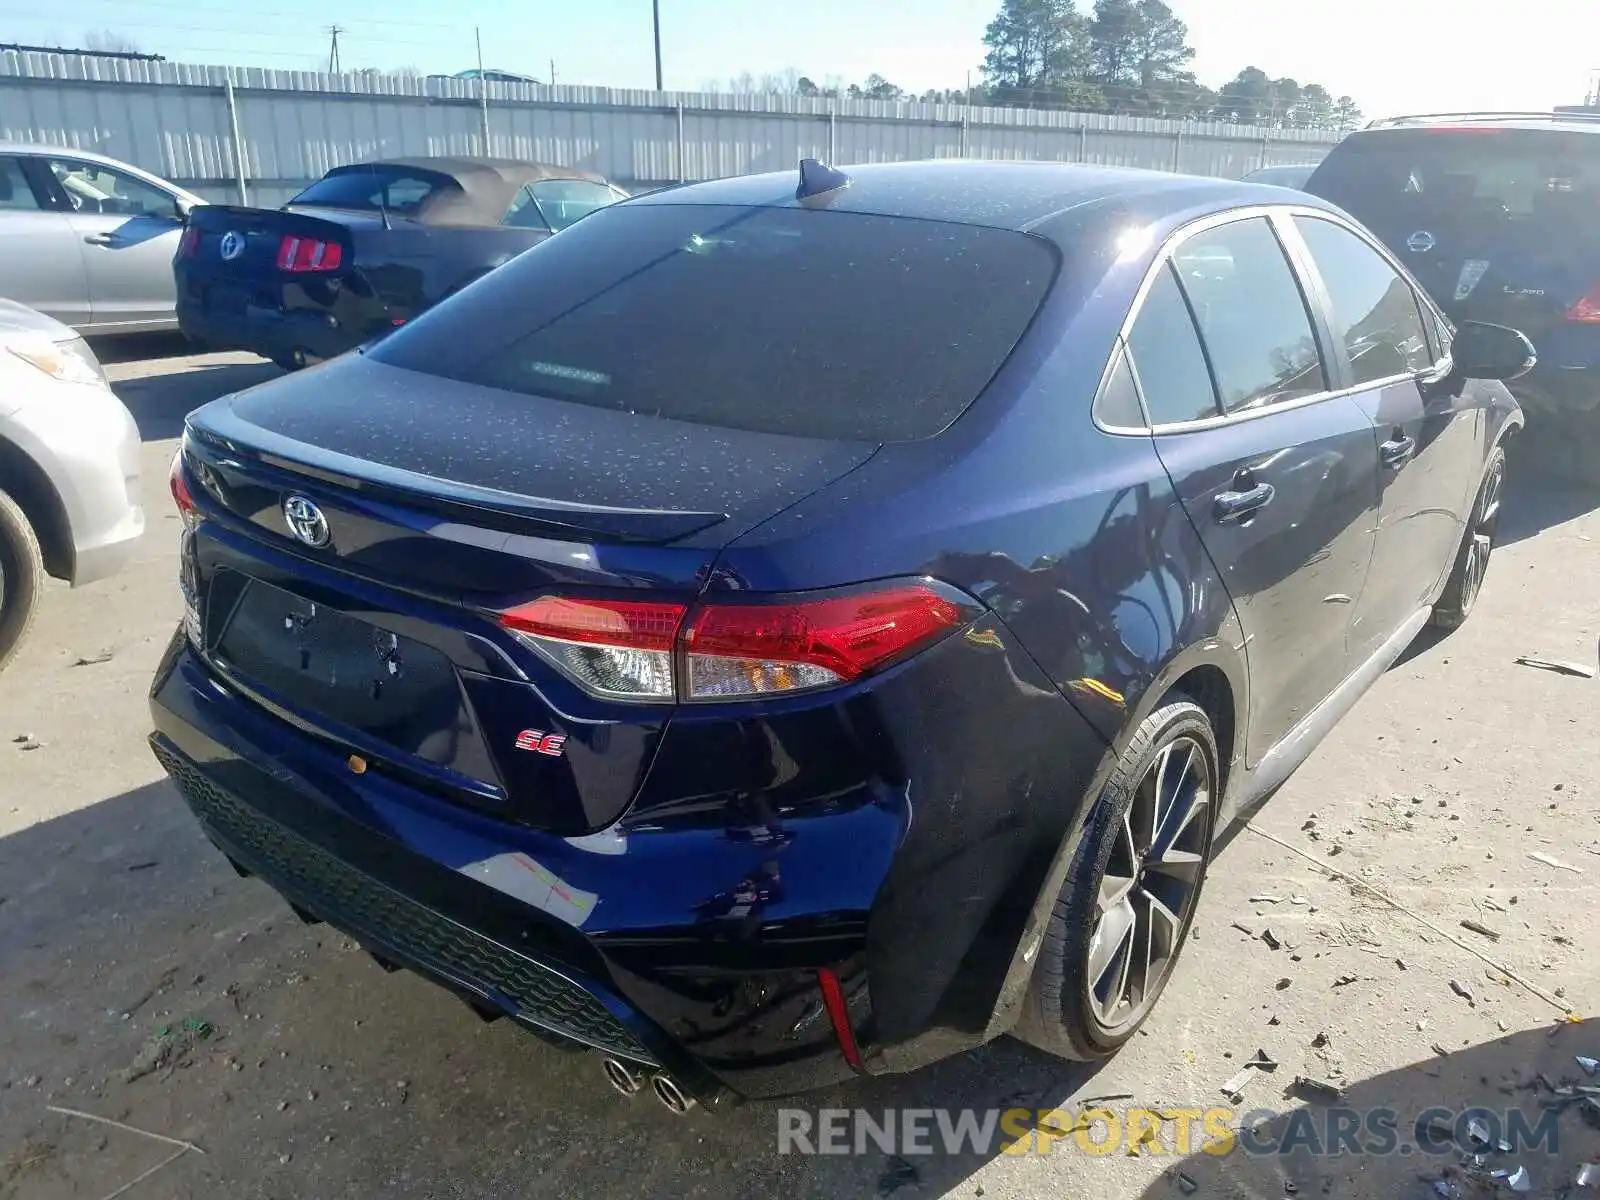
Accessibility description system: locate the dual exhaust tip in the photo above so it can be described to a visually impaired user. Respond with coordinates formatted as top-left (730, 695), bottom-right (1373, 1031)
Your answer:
top-left (602, 1057), bottom-right (695, 1115)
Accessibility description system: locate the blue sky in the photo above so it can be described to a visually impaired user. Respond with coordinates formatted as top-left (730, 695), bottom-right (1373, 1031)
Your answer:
top-left (13, 0), bottom-right (1600, 118)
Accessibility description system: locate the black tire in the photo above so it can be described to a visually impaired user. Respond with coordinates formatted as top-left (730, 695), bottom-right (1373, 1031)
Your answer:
top-left (1430, 445), bottom-right (1506, 630)
top-left (1016, 696), bottom-right (1219, 1061)
top-left (0, 488), bottom-right (45, 673)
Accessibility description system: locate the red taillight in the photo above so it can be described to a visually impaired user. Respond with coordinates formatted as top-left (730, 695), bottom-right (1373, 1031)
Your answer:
top-left (177, 225), bottom-right (201, 259)
top-left (1567, 286), bottom-right (1600, 323)
top-left (275, 235), bottom-right (344, 273)
top-left (168, 449), bottom-right (199, 529)
top-left (682, 584), bottom-right (966, 699)
top-left (498, 583), bottom-right (970, 702)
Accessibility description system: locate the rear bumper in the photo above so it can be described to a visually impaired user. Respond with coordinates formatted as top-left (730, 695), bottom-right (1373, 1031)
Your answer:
top-left (177, 299), bottom-right (365, 364)
top-left (148, 632), bottom-right (892, 1102)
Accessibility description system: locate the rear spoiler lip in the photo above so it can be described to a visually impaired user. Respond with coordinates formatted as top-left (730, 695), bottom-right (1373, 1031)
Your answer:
top-left (185, 406), bottom-right (729, 545)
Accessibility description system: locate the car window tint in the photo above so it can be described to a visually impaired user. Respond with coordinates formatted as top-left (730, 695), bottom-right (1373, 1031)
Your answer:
top-left (1094, 345), bottom-right (1146, 428)
top-left (1173, 217), bottom-right (1326, 414)
top-left (1125, 263), bottom-right (1220, 425)
top-left (1295, 217), bottom-right (1433, 383)
top-left (372, 203), bottom-right (1057, 441)
top-left (529, 180), bottom-right (620, 231)
top-left (289, 169), bottom-right (445, 215)
top-left (0, 157), bottom-right (45, 210)
top-left (502, 185), bottom-right (547, 230)
top-left (1307, 128), bottom-right (1600, 244)
top-left (46, 159), bottom-right (174, 218)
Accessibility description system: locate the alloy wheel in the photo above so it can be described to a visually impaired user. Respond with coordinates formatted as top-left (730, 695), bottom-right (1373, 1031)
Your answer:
top-left (1086, 735), bottom-right (1212, 1030)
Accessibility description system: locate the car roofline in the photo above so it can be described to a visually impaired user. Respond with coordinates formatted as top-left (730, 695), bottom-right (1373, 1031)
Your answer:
top-left (1365, 111), bottom-right (1600, 131)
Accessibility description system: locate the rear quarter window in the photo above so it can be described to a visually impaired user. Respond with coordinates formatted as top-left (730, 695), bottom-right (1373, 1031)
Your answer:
top-left (372, 203), bottom-right (1058, 441)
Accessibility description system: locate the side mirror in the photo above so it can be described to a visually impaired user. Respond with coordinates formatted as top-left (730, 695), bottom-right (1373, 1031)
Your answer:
top-left (1452, 320), bottom-right (1536, 382)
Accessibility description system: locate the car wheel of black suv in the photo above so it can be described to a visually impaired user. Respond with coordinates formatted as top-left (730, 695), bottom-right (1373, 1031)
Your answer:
top-left (1430, 444), bottom-right (1506, 630)
top-left (1018, 695), bottom-right (1218, 1061)
top-left (0, 488), bottom-right (44, 673)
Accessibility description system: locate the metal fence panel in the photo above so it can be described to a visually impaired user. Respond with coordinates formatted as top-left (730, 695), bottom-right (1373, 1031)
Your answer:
top-left (1, 49), bottom-right (1342, 206)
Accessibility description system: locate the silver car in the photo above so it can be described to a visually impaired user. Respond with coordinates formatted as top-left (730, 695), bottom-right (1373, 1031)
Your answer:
top-left (0, 299), bottom-right (144, 669)
top-left (0, 144), bottom-right (205, 335)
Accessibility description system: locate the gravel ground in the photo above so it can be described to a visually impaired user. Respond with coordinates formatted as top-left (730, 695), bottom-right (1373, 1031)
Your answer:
top-left (1, 342), bottom-right (1596, 1200)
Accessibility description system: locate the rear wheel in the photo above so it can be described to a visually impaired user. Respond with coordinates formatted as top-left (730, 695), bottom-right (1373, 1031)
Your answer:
top-left (0, 489), bottom-right (45, 673)
top-left (1017, 696), bottom-right (1217, 1061)
top-left (1431, 445), bottom-right (1505, 629)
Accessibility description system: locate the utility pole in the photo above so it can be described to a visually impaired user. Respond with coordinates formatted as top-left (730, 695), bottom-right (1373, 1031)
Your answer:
top-left (474, 27), bottom-right (491, 155)
top-left (550, 58), bottom-right (557, 87)
top-left (652, 0), bottom-right (663, 90)
top-left (326, 25), bottom-right (343, 75)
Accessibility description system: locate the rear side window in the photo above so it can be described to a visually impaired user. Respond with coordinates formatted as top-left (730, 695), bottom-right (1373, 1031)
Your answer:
top-left (290, 168), bottom-right (446, 215)
top-left (372, 203), bottom-right (1057, 441)
top-left (1125, 264), bottom-right (1219, 425)
top-left (1172, 218), bottom-right (1326, 414)
top-left (1309, 128), bottom-right (1600, 239)
top-left (1295, 217), bottom-right (1432, 384)
top-left (0, 156), bottom-right (44, 210)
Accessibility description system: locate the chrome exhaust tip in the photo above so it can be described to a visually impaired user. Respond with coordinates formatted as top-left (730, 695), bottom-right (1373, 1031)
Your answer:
top-left (602, 1057), bottom-right (643, 1097)
top-left (650, 1071), bottom-right (696, 1115)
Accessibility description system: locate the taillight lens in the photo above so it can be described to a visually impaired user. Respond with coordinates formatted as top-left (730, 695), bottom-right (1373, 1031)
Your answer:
top-left (275, 235), bottom-right (344, 273)
top-left (682, 584), bottom-right (967, 699)
top-left (169, 449), bottom-right (200, 530)
top-left (1567, 286), bottom-right (1600, 323)
top-left (177, 225), bottom-right (201, 259)
top-left (501, 596), bottom-right (687, 700)
top-left (499, 582), bottom-right (972, 703)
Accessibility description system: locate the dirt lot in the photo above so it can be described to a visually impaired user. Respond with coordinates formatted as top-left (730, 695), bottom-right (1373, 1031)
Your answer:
top-left (1, 342), bottom-right (1597, 1200)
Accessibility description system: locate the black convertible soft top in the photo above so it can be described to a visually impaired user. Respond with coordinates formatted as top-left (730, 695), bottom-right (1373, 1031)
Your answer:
top-left (312, 157), bottom-right (608, 227)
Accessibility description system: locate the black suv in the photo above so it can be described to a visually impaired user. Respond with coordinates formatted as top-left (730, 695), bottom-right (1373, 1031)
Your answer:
top-left (1307, 112), bottom-right (1600, 471)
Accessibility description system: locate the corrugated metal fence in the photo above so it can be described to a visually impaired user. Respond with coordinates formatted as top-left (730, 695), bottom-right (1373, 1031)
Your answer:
top-left (1, 51), bottom-right (1342, 207)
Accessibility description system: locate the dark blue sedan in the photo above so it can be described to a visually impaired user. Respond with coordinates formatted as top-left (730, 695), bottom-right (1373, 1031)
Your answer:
top-left (151, 159), bottom-right (1529, 1109)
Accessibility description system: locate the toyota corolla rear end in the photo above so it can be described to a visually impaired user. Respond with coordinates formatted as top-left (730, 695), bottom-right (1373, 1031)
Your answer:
top-left (149, 178), bottom-right (1107, 1104)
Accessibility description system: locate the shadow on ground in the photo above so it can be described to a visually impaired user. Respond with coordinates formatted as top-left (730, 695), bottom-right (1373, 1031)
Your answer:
top-left (0, 779), bottom-right (1104, 1199)
top-left (1133, 1022), bottom-right (1600, 1200)
top-left (1500, 431), bottom-right (1600, 547)
top-left (112, 360), bottom-right (281, 443)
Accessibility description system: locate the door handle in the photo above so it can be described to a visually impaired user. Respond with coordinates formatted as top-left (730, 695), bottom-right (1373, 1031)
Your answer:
top-left (1213, 480), bottom-right (1276, 524)
top-left (1380, 433), bottom-right (1416, 468)
top-left (82, 232), bottom-right (116, 246)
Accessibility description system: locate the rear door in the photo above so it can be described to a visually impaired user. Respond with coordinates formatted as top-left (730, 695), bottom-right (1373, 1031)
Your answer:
top-left (1285, 213), bottom-right (1482, 662)
top-left (0, 154), bottom-right (90, 327)
top-left (40, 156), bottom-right (186, 329)
top-left (1306, 127), bottom-right (1600, 345)
top-left (1133, 213), bottom-right (1381, 757)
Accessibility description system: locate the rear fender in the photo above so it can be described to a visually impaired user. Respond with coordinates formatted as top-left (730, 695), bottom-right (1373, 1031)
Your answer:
top-left (973, 625), bottom-right (1251, 1047)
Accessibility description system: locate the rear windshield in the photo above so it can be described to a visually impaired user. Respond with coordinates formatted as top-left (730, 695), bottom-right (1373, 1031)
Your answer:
top-left (289, 168), bottom-right (450, 215)
top-left (370, 202), bottom-right (1057, 441)
top-left (1309, 129), bottom-right (1600, 236)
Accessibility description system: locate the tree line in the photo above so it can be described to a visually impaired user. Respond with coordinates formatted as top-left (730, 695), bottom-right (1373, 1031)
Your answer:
top-left (705, 0), bottom-right (1363, 130)
top-left (981, 0), bottom-right (1360, 127)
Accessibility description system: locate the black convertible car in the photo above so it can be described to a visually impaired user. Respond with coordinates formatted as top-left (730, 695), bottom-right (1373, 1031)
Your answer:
top-left (175, 157), bottom-right (624, 369)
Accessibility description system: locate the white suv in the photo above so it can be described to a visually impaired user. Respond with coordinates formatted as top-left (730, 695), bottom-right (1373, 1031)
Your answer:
top-left (0, 299), bottom-right (144, 668)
